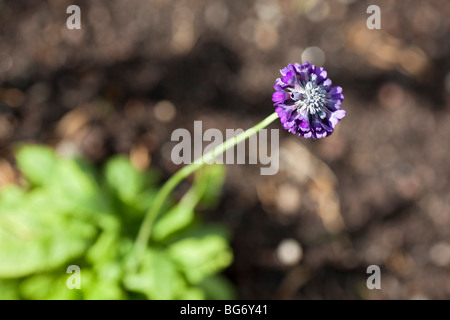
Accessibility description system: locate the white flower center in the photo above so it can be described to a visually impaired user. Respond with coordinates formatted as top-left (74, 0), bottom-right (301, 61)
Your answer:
top-left (289, 81), bottom-right (327, 119)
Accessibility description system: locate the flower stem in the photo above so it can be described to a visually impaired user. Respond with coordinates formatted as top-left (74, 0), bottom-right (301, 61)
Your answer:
top-left (129, 112), bottom-right (279, 270)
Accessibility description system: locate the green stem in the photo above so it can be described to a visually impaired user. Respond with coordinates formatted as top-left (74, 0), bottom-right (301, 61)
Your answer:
top-left (129, 112), bottom-right (279, 269)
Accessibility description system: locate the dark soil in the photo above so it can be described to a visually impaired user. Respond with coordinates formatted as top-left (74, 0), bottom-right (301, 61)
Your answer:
top-left (1, 0), bottom-right (450, 299)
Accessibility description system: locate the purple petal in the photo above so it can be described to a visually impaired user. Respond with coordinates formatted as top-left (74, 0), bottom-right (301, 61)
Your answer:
top-left (329, 109), bottom-right (346, 127)
top-left (273, 61), bottom-right (345, 139)
top-left (272, 91), bottom-right (286, 104)
top-left (303, 131), bottom-right (313, 139)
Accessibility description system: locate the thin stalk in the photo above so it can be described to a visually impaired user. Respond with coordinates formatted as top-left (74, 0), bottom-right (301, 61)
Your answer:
top-left (129, 112), bottom-right (279, 269)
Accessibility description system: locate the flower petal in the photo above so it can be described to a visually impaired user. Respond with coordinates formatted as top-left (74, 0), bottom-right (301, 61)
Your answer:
top-left (274, 62), bottom-right (345, 139)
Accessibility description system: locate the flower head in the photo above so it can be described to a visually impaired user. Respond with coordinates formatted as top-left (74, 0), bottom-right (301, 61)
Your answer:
top-left (272, 61), bottom-right (345, 139)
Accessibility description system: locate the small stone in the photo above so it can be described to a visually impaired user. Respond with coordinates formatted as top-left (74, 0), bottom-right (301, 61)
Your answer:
top-left (276, 239), bottom-right (303, 266)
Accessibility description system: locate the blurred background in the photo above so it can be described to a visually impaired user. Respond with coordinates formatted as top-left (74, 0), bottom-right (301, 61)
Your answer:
top-left (1, 0), bottom-right (450, 299)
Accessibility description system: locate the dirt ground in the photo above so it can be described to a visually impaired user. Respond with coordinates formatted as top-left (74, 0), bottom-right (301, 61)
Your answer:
top-left (1, 0), bottom-right (450, 299)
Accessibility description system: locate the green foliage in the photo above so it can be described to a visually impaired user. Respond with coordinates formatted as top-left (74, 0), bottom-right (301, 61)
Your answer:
top-left (0, 145), bottom-right (235, 300)
top-left (15, 145), bottom-right (56, 187)
top-left (152, 165), bottom-right (225, 242)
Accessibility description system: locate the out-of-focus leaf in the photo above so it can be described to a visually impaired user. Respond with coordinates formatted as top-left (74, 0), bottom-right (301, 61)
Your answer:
top-left (84, 280), bottom-right (125, 300)
top-left (44, 157), bottom-right (113, 222)
top-left (104, 156), bottom-right (155, 204)
top-left (0, 280), bottom-right (20, 299)
top-left (167, 232), bottom-right (233, 284)
top-left (152, 205), bottom-right (195, 242)
top-left (0, 185), bottom-right (24, 206)
top-left (124, 250), bottom-right (185, 299)
top-left (86, 231), bottom-right (119, 266)
top-left (170, 223), bottom-right (232, 242)
top-left (83, 265), bottom-right (125, 300)
top-left (152, 165), bottom-right (226, 242)
top-left (15, 145), bottom-right (57, 187)
top-left (52, 158), bottom-right (98, 201)
top-left (15, 147), bottom-right (108, 218)
top-left (152, 186), bottom-right (199, 242)
top-left (198, 275), bottom-right (236, 300)
top-left (133, 190), bottom-right (158, 212)
top-left (21, 267), bottom-right (125, 300)
top-left (1, 143), bottom-right (234, 301)
top-left (196, 164), bottom-right (226, 208)
top-left (178, 287), bottom-right (205, 300)
top-left (93, 262), bottom-right (123, 283)
top-left (0, 208), bottom-right (96, 277)
top-left (20, 273), bottom-right (81, 300)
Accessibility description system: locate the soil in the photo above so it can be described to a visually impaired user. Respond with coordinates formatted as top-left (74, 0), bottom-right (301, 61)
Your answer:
top-left (1, 0), bottom-right (450, 299)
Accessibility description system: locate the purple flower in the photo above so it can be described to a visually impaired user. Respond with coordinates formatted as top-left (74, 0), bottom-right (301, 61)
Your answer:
top-left (272, 61), bottom-right (345, 139)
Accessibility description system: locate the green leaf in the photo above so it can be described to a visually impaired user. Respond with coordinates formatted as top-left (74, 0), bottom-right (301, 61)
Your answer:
top-left (42, 157), bottom-right (113, 221)
top-left (104, 156), bottom-right (154, 204)
top-left (169, 223), bottom-right (232, 242)
top-left (52, 158), bottom-right (98, 201)
top-left (0, 185), bottom-right (24, 207)
top-left (20, 273), bottom-right (82, 300)
top-left (0, 279), bottom-right (20, 299)
top-left (82, 265), bottom-right (125, 300)
top-left (84, 280), bottom-right (125, 300)
top-left (0, 206), bottom-right (96, 277)
top-left (178, 287), bottom-right (205, 300)
top-left (86, 231), bottom-right (119, 265)
top-left (152, 191), bottom-right (197, 242)
top-left (197, 275), bottom-right (236, 300)
top-left (196, 164), bottom-right (226, 208)
top-left (15, 145), bottom-right (57, 187)
top-left (152, 165), bottom-right (226, 242)
top-left (167, 231), bottom-right (233, 284)
top-left (2, 143), bottom-right (235, 300)
top-left (152, 205), bottom-right (195, 242)
top-left (124, 249), bottom-right (186, 300)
